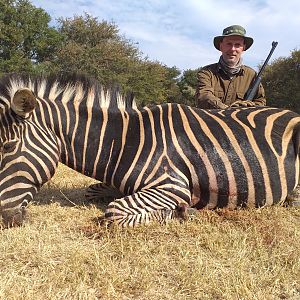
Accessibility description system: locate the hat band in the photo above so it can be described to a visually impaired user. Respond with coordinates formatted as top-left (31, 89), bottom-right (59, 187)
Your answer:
top-left (224, 29), bottom-right (245, 35)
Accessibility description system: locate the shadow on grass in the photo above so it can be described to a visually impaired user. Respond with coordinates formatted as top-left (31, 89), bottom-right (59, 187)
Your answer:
top-left (33, 184), bottom-right (114, 212)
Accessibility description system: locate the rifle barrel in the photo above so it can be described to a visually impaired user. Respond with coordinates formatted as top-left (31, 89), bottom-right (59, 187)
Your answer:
top-left (245, 41), bottom-right (278, 100)
top-left (257, 41), bottom-right (278, 77)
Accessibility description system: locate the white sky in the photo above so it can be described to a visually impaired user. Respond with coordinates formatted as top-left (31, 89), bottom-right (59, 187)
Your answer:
top-left (31, 0), bottom-right (300, 72)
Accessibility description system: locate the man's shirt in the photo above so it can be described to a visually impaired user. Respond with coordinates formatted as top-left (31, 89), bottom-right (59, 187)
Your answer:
top-left (196, 63), bottom-right (266, 109)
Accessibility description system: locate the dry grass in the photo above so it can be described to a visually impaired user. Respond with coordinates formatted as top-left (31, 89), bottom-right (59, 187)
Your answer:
top-left (1, 164), bottom-right (300, 300)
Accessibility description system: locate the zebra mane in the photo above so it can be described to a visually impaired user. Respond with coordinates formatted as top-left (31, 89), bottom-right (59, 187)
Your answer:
top-left (0, 73), bottom-right (136, 110)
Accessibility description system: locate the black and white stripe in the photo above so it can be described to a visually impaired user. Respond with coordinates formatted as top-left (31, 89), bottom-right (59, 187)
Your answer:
top-left (0, 73), bottom-right (299, 227)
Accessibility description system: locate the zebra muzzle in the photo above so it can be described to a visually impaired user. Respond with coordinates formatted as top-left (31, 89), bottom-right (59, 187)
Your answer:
top-left (175, 203), bottom-right (198, 221)
top-left (1, 205), bottom-right (27, 228)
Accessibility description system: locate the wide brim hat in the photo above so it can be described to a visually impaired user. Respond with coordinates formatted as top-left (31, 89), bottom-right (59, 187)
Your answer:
top-left (213, 25), bottom-right (253, 51)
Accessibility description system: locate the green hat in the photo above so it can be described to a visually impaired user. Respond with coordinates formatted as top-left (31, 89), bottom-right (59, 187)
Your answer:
top-left (213, 25), bottom-right (253, 51)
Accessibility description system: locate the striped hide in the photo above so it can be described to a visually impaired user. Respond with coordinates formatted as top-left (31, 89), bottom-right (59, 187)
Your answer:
top-left (0, 73), bottom-right (299, 227)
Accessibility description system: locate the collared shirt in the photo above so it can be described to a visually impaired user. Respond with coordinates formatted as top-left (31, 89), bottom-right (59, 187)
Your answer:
top-left (195, 63), bottom-right (266, 109)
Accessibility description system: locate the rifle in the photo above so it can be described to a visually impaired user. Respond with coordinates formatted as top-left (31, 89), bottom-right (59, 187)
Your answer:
top-left (245, 41), bottom-right (278, 100)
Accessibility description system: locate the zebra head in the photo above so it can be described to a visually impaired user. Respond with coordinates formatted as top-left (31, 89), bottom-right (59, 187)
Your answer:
top-left (0, 83), bottom-right (60, 227)
top-left (0, 73), bottom-right (136, 228)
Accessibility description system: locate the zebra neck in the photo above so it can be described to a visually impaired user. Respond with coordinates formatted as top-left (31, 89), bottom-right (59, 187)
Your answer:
top-left (57, 108), bottom-right (138, 183)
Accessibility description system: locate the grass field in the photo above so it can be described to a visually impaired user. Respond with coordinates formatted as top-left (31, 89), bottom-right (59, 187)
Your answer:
top-left (1, 164), bottom-right (300, 300)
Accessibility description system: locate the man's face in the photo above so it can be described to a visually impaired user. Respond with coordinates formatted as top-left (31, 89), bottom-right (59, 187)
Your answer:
top-left (219, 36), bottom-right (245, 66)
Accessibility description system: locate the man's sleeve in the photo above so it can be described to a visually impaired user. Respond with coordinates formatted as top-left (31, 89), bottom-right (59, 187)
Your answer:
top-left (252, 82), bottom-right (267, 106)
top-left (195, 69), bottom-right (228, 109)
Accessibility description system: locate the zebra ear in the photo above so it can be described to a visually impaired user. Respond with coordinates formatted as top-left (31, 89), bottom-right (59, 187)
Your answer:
top-left (11, 88), bottom-right (37, 118)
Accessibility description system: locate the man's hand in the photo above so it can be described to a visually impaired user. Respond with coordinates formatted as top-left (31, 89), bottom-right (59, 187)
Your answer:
top-left (230, 100), bottom-right (256, 107)
top-left (216, 102), bottom-right (229, 109)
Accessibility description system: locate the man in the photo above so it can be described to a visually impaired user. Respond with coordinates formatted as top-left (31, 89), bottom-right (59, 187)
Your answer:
top-left (196, 25), bottom-right (266, 109)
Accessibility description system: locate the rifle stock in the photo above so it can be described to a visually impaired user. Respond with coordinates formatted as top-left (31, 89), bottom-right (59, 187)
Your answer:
top-left (245, 41), bottom-right (278, 100)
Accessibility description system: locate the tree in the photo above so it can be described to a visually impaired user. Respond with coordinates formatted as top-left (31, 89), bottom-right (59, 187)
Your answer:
top-left (0, 2), bottom-right (183, 106)
top-left (54, 14), bottom-right (140, 86)
top-left (177, 68), bottom-right (201, 106)
top-left (53, 14), bottom-right (182, 107)
top-left (164, 66), bottom-right (182, 103)
top-left (126, 59), bottom-right (172, 106)
top-left (262, 49), bottom-right (300, 113)
top-left (0, 0), bottom-right (62, 74)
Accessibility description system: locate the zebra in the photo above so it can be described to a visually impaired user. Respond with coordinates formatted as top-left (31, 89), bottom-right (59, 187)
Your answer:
top-left (0, 73), bottom-right (135, 227)
top-left (0, 73), bottom-right (299, 228)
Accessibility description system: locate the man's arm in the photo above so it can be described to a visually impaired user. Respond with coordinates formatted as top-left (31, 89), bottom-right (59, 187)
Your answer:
top-left (231, 82), bottom-right (266, 107)
top-left (195, 69), bottom-right (228, 109)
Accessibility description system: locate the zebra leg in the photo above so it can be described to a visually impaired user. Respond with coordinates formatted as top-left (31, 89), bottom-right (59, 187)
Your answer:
top-left (97, 188), bottom-right (194, 227)
top-left (85, 183), bottom-right (124, 202)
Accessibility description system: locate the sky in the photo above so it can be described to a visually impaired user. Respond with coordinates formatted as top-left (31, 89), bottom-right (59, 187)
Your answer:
top-left (31, 0), bottom-right (299, 72)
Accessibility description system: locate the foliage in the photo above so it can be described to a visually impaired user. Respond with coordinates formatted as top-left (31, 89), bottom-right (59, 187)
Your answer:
top-left (177, 68), bottom-right (201, 106)
top-left (132, 64), bottom-right (182, 106)
top-left (126, 60), bottom-right (174, 106)
top-left (54, 14), bottom-right (140, 85)
top-left (262, 49), bottom-right (300, 113)
top-left (0, 3), bottom-right (183, 106)
top-left (0, 0), bottom-right (62, 75)
top-left (52, 14), bottom-right (182, 107)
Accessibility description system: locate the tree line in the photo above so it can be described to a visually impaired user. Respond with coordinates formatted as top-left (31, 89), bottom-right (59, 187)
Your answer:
top-left (1, 0), bottom-right (299, 112)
